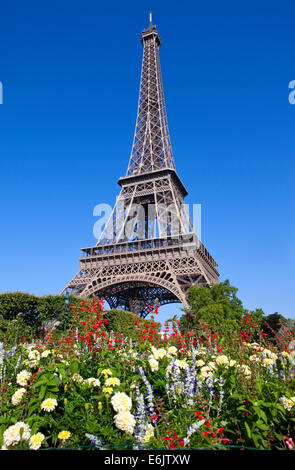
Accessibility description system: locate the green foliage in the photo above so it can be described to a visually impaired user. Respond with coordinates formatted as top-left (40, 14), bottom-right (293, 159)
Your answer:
top-left (0, 292), bottom-right (39, 321)
top-left (0, 292), bottom-right (87, 346)
top-left (104, 309), bottom-right (161, 342)
top-left (180, 280), bottom-right (244, 336)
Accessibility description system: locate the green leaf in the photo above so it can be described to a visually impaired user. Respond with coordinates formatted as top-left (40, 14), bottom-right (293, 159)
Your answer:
top-left (245, 421), bottom-right (252, 439)
top-left (39, 384), bottom-right (47, 401)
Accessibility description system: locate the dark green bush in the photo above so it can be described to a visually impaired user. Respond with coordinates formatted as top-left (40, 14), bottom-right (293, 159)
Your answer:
top-left (104, 308), bottom-right (161, 342)
top-left (0, 292), bottom-right (88, 345)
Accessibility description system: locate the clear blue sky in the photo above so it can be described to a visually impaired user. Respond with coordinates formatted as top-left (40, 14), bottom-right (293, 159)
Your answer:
top-left (0, 0), bottom-right (294, 325)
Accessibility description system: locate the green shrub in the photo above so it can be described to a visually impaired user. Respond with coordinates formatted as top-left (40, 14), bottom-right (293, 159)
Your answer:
top-left (0, 292), bottom-right (88, 346)
top-left (104, 308), bottom-right (161, 342)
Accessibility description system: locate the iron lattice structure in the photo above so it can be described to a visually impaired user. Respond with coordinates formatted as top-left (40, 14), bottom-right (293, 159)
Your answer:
top-left (62, 16), bottom-right (219, 317)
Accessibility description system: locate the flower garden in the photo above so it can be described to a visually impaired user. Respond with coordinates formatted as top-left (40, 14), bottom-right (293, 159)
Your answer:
top-left (0, 298), bottom-right (295, 451)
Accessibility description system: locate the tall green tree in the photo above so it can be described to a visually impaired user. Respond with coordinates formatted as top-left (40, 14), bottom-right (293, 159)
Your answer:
top-left (180, 280), bottom-right (245, 336)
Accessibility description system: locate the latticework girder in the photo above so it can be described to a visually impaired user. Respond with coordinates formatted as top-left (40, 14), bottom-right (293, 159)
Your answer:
top-left (62, 16), bottom-right (219, 317)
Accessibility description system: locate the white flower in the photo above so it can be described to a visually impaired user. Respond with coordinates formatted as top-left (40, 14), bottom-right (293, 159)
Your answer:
top-left (72, 373), bottom-right (83, 383)
top-left (262, 358), bottom-right (275, 367)
top-left (216, 355), bottom-right (229, 366)
top-left (105, 377), bottom-right (120, 387)
top-left (29, 432), bottom-right (45, 450)
top-left (3, 422), bottom-right (31, 447)
top-left (142, 424), bottom-right (154, 442)
top-left (281, 351), bottom-right (289, 358)
top-left (28, 350), bottom-right (40, 361)
top-left (151, 346), bottom-right (166, 360)
top-left (114, 411), bottom-right (136, 434)
top-left (148, 356), bottom-right (159, 372)
top-left (196, 359), bottom-right (205, 367)
top-left (239, 364), bottom-right (251, 377)
top-left (200, 366), bottom-right (213, 380)
top-left (86, 377), bottom-right (100, 387)
top-left (207, 361), bottom-right (217, 370)
top-left (249, 354), bottom-right (260, 362)
top-left (111, 392), bottom-right (132, 413)
top-left (41, 350), bottom-right (51, 358)
top-left (175, 382), bottom-right (185, 395)
top-left (167, 346), bottom-right (177, 356)
top-left (16, 370), bottom-right (31, 386)
top-left (279, 396), bottom-right (295, 411)
top-left (174, 359), bottom-right (188, 370)
top-left (11, 388), bottom-right (26, 405)
top-left (41, 398), bottom-right (58, 412)
top-left (229, 360), bottom-right (237, 367)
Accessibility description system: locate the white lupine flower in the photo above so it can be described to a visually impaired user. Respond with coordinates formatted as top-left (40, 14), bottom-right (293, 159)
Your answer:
top-left (239, 364), bottom-right (251, 377)
top-left (207, 361), bottom-right (217, 370)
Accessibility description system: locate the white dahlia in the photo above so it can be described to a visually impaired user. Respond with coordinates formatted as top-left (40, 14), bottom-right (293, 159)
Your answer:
top-left (114, 411), bottom-right (136, 434)
top-left (111, 392), bottom-right (132, 412)
top-left (16, 370), bottom-right (32, 386)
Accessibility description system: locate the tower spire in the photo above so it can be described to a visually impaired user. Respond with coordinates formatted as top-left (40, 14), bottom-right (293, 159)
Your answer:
top-left (149, 11), bottom-right (152, 26)
top-left (126, 18), bottom-right (175, 176)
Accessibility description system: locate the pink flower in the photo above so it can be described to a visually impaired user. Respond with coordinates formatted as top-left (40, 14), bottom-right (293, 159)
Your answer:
top-left (283, 436), bottom-right (294, 450)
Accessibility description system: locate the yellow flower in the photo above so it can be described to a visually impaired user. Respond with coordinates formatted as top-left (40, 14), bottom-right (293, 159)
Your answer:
top-left (58, 430), bottom-right (71, 441)
top-left (101, 369), bottom-right (112, 377)
top-left (29, 433), bottom-right (45, 450)
top-left (102, 387), bottom-right (113, 397)
top-left (98, 401), bottom-right (102, 410)
top-left (105, 377), bottom-right (120, 387)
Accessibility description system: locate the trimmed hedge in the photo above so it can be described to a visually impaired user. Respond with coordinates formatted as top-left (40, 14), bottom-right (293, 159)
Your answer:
top-left (104, 309), bottom-right (161, 342)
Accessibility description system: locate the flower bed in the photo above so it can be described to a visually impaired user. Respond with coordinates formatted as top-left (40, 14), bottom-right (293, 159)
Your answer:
top-left (0, 299), bottom-right (294, 450)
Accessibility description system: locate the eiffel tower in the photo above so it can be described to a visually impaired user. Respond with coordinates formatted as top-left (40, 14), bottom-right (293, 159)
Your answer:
top-left (62, 14), bottom-right (219, 317)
